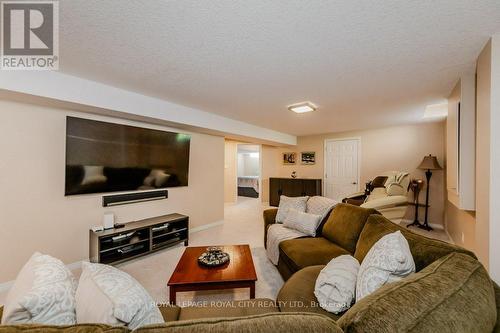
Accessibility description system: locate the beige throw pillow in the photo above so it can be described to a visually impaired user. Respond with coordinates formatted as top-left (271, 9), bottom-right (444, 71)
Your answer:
top-left (356, 231), bottom-right (415, 301)
top-left (276, 195), bottom-right (308, 223)
top-left (2, 252), bottom-right (77, 325)
top-left (283, 208), bottom-right (322, 237)
top-left (306, 196), bottom-right (338, 221)
top-left (76, 262), bottom-right (163, 329)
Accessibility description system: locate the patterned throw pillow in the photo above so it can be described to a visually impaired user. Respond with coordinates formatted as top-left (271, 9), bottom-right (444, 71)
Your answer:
top-left (275, 195), bottom-right (309, 223)
top-left (356, 231), bottom-right (415, 301)
top-left (2, 252), bottom-right (77, 325)
top-left (315, 255), bottom-right (360, 314)
top-left (306, 196), bottom-right (338, 221)
top-left (283, 208), bottom-right (322, 236)
top-left (76, 262), bottom-right (163, 329)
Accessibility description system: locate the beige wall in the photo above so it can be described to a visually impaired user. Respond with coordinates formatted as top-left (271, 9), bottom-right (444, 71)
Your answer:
top-left (224, 140), bottom-right (239, 203)
top-left (445, 80), bottom-right (477, 250)
top-left (474, 39), bottom-right (491, 267)
top-left (489, 34), bottom-right (500, 281)
top-left (445, 36), bottom-right (500, 282)
top-left (0, 100), bottom-right (225, 283)
top-left (446, 204), bottom-right (476, 249)
top-left (261, 145), bottom-right (281, 203)
top-left (261, 122), bottom-right (446, 226)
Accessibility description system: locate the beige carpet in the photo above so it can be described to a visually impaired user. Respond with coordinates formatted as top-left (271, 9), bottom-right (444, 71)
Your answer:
top-left (116, 197), bottom-right (283, 306)
top-left (399, 221), bottom-right (452, 243)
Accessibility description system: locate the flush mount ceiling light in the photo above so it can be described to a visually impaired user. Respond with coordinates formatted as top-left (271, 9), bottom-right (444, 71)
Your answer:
top-left (288, 102), bottom-right (317, 113)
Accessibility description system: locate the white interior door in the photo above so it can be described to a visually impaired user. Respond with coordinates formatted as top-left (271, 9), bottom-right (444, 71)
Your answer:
top-left (324, 139), bottom-right (360, 201)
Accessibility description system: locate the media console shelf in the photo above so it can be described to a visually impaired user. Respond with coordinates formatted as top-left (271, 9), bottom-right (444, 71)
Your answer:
top-left (89, 213), bottom-right (189, 265)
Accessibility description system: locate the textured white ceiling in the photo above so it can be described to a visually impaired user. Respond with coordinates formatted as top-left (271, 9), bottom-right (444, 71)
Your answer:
top-left (59, 1), bottom-right (500, 136)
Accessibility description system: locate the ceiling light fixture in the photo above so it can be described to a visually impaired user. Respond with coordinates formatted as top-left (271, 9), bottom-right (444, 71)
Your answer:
top-left (288, 102), bottom-right (317, 114)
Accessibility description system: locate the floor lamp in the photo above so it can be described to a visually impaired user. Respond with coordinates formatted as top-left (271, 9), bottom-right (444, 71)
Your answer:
top-left (417, 154), bottom-right (442, 231)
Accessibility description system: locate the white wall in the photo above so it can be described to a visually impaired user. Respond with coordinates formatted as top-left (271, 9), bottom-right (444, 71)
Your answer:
top-left (238, 153), bottom-right (260, 177)
top-left (237, 154), bottom-right (245, 177)
top-left (0, 99), bottom-right (225, 283)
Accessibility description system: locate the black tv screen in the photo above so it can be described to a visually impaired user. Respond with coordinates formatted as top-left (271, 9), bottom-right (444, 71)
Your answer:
top-left (65, 117), bottom-right (191, 195)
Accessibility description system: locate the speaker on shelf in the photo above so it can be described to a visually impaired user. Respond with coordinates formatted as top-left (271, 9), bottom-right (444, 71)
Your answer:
top-left (102, 190), bottom-right (168, 207)
top-left (103, 212), bottom-right (115, 230)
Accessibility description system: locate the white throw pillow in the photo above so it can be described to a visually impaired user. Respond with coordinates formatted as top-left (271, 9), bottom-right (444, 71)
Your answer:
top-left (283, 208), bottom-right (322, 237)
top-left (276, 195), bottom-right (308, 223)
top-left (76, 262), bottom-right (163, 329)
top-left (306, 196), bottom-right (338, 221)
top-left (356, 231), bottom-right (415, 301)
top-left (314, 255), bottom-right (360, 314)
top-left (2, 252), bottom-right (77, 325)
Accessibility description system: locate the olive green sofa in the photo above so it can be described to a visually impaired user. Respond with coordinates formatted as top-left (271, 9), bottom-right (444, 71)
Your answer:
top-left (265, 203), bottom-right (500, 332)
top-left (0, 303), bottom-right (342, 333)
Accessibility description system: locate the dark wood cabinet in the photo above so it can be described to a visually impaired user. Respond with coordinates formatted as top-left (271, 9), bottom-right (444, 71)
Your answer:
top-left (89, 214), bottom-right (188, 265)
top-left (269, 178), bottom-right (322, 206)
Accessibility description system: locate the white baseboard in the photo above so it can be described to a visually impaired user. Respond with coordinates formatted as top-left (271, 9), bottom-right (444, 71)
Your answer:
top-left (190, 220), bottom-right (224, 233)
top-left (0, 221), bottom-right (224, 294)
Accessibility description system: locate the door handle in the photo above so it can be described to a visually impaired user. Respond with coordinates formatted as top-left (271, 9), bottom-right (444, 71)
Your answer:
top-left (352, 182), bottom-right (357, 185)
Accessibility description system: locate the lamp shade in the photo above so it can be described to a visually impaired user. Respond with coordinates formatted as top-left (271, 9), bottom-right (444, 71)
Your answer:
top-left (418, 154), bottom-right (442, 170)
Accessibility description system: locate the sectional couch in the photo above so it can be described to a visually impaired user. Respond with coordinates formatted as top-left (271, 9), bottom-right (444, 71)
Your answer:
top-left (265, 203), bottom-right (500, 332)
top-left (0, 204), bottom-right (499, 332)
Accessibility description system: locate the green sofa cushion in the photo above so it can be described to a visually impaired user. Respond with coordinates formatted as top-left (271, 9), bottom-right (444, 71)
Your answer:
top-left (178, 299), bottom-right (278, 321)
top-left (135, 312), bottom-right (343, 333)
top-left (158, 305), bottom-right (181, 322)
top-left (494, 282), bottom-right (500, 333)
top-left (321, 203), bottom-right (378, 253)
top-left (0, 324), bottom-right (127, 332)
top-left (277, 265), bottom-right (341, 321)
top-left (338, 252), bottom-right (497, 333)
top-left (279, 237), bottom-right (350, 272)
top-left (354, 214), bottom-right (476, 271)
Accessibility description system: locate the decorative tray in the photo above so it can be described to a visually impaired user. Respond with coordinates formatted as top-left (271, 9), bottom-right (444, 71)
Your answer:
top-left (198, 247), bottom-right (230, 267)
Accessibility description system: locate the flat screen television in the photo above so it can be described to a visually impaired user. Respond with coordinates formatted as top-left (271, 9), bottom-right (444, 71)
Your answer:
top-left (65, 117), bottom-right (191, 195)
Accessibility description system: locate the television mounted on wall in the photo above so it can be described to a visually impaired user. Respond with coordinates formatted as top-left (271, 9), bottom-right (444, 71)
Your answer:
top-left (65, 117), bottom-right (191, 196)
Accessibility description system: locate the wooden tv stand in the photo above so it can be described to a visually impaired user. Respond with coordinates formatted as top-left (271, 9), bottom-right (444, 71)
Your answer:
top-left (89, 213), bottom-right (189, 265)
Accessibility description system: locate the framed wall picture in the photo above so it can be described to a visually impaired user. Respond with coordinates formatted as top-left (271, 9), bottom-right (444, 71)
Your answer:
top-left (283, 152), bottom-right (297, 165)
top-left (301, 151), bottom-right (316, 165)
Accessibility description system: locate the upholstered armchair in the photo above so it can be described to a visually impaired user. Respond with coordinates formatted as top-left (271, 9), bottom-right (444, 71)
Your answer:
top-left (343, 171), bottom-right (409, 224)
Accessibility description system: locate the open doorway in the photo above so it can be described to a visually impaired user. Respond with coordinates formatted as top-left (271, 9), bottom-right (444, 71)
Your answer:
top-left (237, 144), bottom-right (261, 199)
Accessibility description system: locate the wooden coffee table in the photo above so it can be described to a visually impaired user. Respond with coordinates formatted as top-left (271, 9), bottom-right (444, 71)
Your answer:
top-left (167, 245), bottom-right (257, 305)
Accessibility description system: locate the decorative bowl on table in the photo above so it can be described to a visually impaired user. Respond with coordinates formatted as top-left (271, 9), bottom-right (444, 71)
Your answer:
top-left (198, 246), bottom-right (230, 267)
